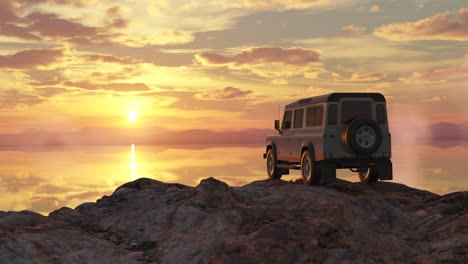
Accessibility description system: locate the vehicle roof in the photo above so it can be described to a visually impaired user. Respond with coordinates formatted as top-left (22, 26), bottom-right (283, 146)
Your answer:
top-left (284, 93), bottom-right (385, 110)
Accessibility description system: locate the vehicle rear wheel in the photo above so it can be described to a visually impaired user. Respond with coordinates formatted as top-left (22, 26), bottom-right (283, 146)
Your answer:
top-left (301, 150), bottom-right (321, 185)
top-left (358, 164), bottom-right (379, 183)
top-left (266, 148), bottom-right (282, 179)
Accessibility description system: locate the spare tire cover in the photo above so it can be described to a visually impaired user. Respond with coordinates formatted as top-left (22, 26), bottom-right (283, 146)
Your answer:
top-left (342, 118), bottom-right (382, 156)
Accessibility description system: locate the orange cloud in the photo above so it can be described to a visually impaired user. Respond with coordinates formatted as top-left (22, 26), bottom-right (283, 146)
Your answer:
top-left (17, 0), bottom-right (90, 6)
top-left (196, 47), bottom-right (320, 66)
top-left (224, 0), bottom-right (328, 11)
top-left (196, 46), bottom-right (324, 79)
top-left (196, 86), bottom-right (253, 100)
top-left (106, 5), bottom-right (122, 17)
top-left (402, 54), bottom-right (468, 82)
top-left (0, 48), bottom-right (64, 69)
top-left (0, 89), bottom-right (43, 109)
top-left (351, 72), bottom-right (385, 81)
top-left (0, 3), bottom-right (192, 47)
top-left (375, 8), bottom-right (468, 41)
top-left (81, 54), bottom-right (135, 64)
top-left (63, 81), bottom-right (152, 92)
top-left (341, 25), bottom-right (367, 37)
top-left (369, 5), bottom-right (382, 13)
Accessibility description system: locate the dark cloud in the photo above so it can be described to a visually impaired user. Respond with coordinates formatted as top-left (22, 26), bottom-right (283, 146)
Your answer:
top-left (196, 86), bottom-right (253, 100)
top-left (29, 196), bottom-right (62, 214)
top-left (35, 87), bottom-right (71, 97)
top-left (30, 80), bottom-right (62, 86)
top-left (0, 23), bottom-right (42, 40)
top-left (0, 174), bottom-right (43, 192)
top-left (0, 48), bottom-right (64, 69)
top-left (0, 1), bottom-right (20, 22)
top-left (375, 8), bottom-right (468, 41)
top-left (26, 11), bottom-right (98, 38)
top-left (108, 18), bottom-right (129, 29)
top-left (196, 47), bottom-right (321, 66)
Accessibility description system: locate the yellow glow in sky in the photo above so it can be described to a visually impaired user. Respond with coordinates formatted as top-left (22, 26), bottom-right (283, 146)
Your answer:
top-left (128, 111), bottom-right (138, 123)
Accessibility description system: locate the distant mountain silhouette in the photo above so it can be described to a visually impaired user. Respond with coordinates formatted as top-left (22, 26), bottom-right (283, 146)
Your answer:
top-left (430, 122), bottom-right (468, 140)
top-left (0, 127), bottom-right (274, 147)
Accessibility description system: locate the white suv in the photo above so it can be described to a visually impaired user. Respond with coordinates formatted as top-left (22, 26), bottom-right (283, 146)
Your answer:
top-left (264, 93), bottom-right (392, 185)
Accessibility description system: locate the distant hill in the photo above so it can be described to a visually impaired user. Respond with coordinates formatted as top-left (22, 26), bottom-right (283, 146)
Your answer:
top-left (0, 127), bottom-right (275, 147)
top-left (430, 122), bottom-right (468, 140)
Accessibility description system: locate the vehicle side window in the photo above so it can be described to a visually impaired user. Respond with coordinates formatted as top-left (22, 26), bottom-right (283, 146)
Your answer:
top-left (306, 106), bottom-right (324, 127)
top-left (327, 104), bottom-right (337, 125)
top-left (294, 109), bottom-right (304, 128)
top-left (376, 104), bottom-right (386, 124)
top-left (282, 110), bottom-right (292, 129)
top-left (314, 106), bottom-right (324, 126)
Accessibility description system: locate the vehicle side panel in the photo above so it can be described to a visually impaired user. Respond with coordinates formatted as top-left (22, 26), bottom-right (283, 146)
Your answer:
top-left (291, 128), bottom-right (323, 162)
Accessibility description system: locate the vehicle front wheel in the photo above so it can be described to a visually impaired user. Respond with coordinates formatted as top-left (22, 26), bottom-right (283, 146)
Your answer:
top-left (266, 148), bottom-right (282, 179)
top-left (301, 150), bottom-right (321, 185)
top-left (358, 164), bottom-right (379, 183)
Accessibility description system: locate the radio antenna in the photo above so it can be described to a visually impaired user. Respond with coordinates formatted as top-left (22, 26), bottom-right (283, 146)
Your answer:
top-left (278, 104), bottom-right (280, 122)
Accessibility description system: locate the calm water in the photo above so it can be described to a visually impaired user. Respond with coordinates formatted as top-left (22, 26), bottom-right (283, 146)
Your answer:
top-left (1, 142), bottom-right (467, 215)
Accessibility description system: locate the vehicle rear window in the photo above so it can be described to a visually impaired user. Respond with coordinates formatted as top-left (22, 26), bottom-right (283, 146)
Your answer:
top-left (294, 109), bottom-right (304, 128)
top-left (342, 101), bottom-right (371, 124)
top-left (282, 110), bottom-right (292, 129)
top-left (306, 105), bottom-right (324, 127)
top-left (376, 104), bottom-right (386, 124)
top-left (328, 104), bottom-right (337, 125)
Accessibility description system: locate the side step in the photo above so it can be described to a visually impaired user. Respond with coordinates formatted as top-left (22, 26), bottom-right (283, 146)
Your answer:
top-left (278, 164), bottom-right (301, 170)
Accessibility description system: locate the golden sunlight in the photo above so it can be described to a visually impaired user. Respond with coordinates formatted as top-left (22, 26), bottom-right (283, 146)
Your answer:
top-left (128, 111), bottom-right (138, 123)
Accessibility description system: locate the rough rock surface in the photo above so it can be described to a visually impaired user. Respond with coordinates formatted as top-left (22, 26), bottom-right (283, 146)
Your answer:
top-left (1, 178), bottom-right (467, 263)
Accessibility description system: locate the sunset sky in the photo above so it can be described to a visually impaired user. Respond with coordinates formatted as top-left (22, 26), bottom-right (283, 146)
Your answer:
top-left (1, 0), bottom-right (467, 142)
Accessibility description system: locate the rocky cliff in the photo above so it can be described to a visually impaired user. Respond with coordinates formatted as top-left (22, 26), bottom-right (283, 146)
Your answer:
top-left (0, 178), bottom-right (467, 263)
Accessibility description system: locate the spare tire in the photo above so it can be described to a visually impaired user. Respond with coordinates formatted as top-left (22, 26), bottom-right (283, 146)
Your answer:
top-left (342, 118), bottom-right (382, 156)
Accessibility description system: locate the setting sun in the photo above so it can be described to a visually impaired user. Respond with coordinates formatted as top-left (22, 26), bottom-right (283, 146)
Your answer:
top-left (128, 111), bottom-right (138, 123)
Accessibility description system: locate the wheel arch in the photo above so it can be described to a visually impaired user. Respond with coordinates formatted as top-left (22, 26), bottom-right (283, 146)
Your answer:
top-left (300, 143), bottom-right (316, 161)
top-left (266, 141), bottom-right (277, 156)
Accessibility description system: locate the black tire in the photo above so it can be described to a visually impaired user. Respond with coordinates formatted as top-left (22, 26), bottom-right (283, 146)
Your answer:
top-left (266, 148), bottom-right (282, 179)
top-left (301, 150), bottom-right (321, 185)
top-left (358, 164), bottom-right (379, 183)
top-left (342, 118), bottom-right (382, 156)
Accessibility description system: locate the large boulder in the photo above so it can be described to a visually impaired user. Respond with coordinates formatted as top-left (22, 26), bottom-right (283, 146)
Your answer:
top-left (0, 178), bottom-right (466, 263)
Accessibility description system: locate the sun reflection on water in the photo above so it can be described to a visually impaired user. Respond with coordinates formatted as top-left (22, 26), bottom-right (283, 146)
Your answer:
top-left (0, 144), bottom-right (467, 215)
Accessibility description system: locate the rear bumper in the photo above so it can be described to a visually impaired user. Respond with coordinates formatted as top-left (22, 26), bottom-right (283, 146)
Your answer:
top-left (324, 157), bottom-right (391, 169)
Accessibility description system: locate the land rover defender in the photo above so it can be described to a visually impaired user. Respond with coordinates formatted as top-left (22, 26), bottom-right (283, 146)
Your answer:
top-left (264, 93), bottom-right (392, 185)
